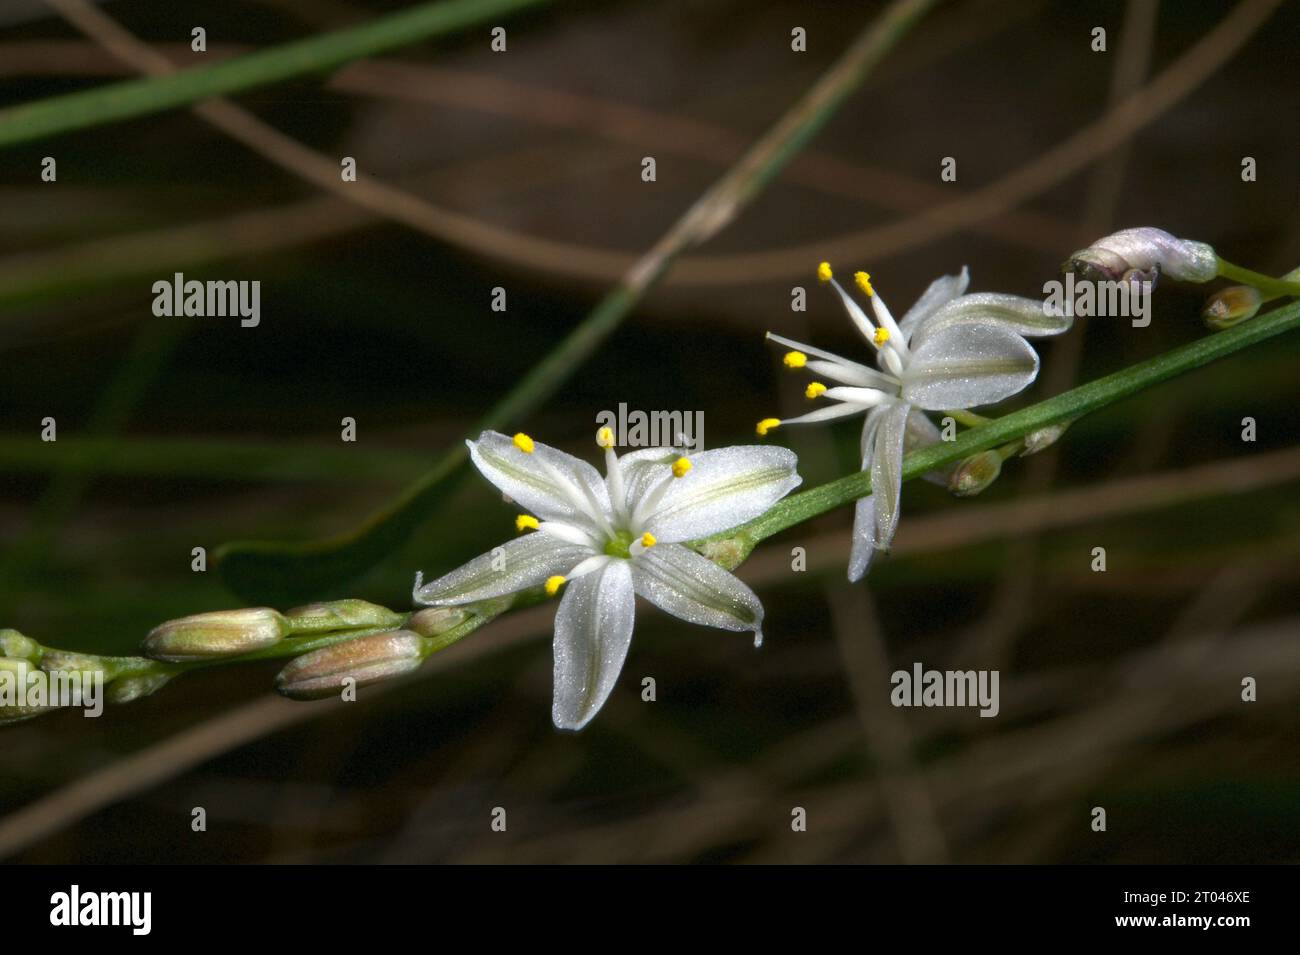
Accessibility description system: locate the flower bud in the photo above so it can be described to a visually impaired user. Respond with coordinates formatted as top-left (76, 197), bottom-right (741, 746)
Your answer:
top-left (39, 650), bottom-right (112, 680)
top-left (0, 629), bottom-right (41, 663)
top-left (1063, 227), bottom-right (1217, 286)
top-left (0, 658), bottom-right (59, 724)
top-left (275, 629), bottom-right (426, 701)
top-left (1201, 285), bottom-right (1262, 330)
top-left (948, 450), bottom-right (1002, 497)
top-left (406, 607), bottom-right (468, 638)
top-left (144, 607), bottom-right (287, 662)
top-left (283, 599), bottom-right (404, 634)
top-left (106, 672), bottom-right (175, 704)
top-left (1019, 419), bottom-right (1073, 457)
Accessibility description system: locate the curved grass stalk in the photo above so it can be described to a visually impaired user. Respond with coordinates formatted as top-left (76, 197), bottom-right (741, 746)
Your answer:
top-left (0, 0), bottom-right (551, 148)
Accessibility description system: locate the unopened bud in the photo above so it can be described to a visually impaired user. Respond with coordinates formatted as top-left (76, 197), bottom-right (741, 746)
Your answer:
top-left (1064, 227), bottom-right (1217, 286)
top-left (144, 607), bottom-right (287, 662)
top-left (283, 599), bottom-right (404, 633)
top-left (948, 450), bottom-right (1002, 497)
top-left (0, 629), bottom-right (41, 663)
top-left (0, 658), bottom-right (59, 724)
top-left (1019, 419), bottom-right (1073, 457)
top-left (407, 607), bottom-right (468, 637)
top-left (106, 672), bottom-right (175, 704)
top-left (1202, 285), bottom-right (1262, 330)
top-left (275, 629), bottom-right (426, 701)
top-left (39, 650), bottom-right (113, 680)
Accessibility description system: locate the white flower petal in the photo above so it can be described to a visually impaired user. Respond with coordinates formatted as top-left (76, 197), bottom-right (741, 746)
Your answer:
top-left (468, 431), bottom-right (613, 530)
top-left (759, 332), bottom-right (894, 384)
top-left (904, 408), bottom-right (952, 487)
top-left (539, 520), bottom-right (602, 548)
top-left (779, 403), bottom-right (871, 428)
top-left (631, 543), bottom-right (764, 643)
top-left (805, 359), bottom-right (897, 389)
top-left (414, 532), bottom-right (592, 605)
top-left (641, 446), bottom-right (801, 543)
top-left (898, 267), bottom-right (969, 340)
top-left (910, 291), bottom-right (1071, 349)
top-left (860, 404), bottom-right (888, 461)
top-left (552, 558), bottom-right (635, 730)
top-left (823, 386), bottom-right (892, 408)
top-left (616, 447), bottom-right (681, 517)
top-left (847, 495), bottom-right (877, 583)
top-left (901, 323), bottom-right (1040, 410)
top-left (870, 399), bottom-right (911, 554)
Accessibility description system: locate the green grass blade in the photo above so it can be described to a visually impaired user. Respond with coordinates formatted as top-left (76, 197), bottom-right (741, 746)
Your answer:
top-left (0, 0), bottom-right (550, 148)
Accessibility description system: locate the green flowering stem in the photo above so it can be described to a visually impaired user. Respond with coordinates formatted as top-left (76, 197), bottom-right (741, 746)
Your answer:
top-left (0, 0), bottom-right (550, 149)
top-left (1215, 257), bottom-right (1300, 299)
top-left (10, 298), bottom-right (1300, 719)
top-left (709, 296), bottom-right (1300, 560)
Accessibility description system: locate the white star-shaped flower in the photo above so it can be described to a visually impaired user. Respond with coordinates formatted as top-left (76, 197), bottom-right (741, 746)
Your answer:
top-left (413, 429), bottom-right (801, 729)
top-left (759, 263), bottom-right (1071, 581)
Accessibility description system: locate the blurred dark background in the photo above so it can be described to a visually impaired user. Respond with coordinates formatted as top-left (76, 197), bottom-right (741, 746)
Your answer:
top-left (1, 0), bottom-right (1298, 863)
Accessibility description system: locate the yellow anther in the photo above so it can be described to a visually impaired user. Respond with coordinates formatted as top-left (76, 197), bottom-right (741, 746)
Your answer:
top-left (805, 382), bottom-right (827, 399)
top-left (872, 327), bottom-right (890, 346)
top-left (544, 575), bottom-right (566, 597)
top-left (854, 271), bottom-right (874, 297)
top-left (596, 425), bottom-right (615, 448)
top-left (512, 432), bottom-right (535, 454)
top-left (640, 532), bottom-right (657, 548)
top-left (783, 350), bottom-right (807, 369)
top-left (671, 457), bottom-right (692, 478)
top-left (515, 514), bottom-right (540, 533)
top-left (817, 261), bottom-right (833, 283)
top-left (756, 418), bottom-right (781, 437)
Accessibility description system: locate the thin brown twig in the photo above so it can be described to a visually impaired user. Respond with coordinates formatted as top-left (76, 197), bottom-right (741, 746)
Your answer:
top-left (960, 0), bottom-right (1161, 667)
top-left (0, 0), bottom-right (1271, 294)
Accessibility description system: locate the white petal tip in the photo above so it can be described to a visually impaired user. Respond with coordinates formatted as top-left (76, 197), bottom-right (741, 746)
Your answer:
top-left (753, 631), bottom-right (764, 649)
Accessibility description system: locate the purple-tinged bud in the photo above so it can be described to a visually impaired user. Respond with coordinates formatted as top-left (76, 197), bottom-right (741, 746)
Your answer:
top-left (1202, 285), bottom-right (1263, 330)
top-left (948, 450), bottom-right (1002, 497)
top-left (1064, 227), bottom-right (1217, 286)
top-left (144, 608), bottom-right (287, 662)
top-left (275, 630), bottom-right (426, 701)
top-left (407, 607), bottom-right (468, 637)
top-left (283, 599), bottom-right (404, 633)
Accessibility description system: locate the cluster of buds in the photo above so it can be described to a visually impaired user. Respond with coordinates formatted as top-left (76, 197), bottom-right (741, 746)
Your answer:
top-left (1, 636), bottom-right (115, 724)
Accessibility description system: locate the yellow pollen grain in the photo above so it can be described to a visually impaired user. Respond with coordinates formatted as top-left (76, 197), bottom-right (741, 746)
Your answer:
top-left (817, 261), bottom-right (833, 283)
top-left (756, 418), bottom-right (781, 436)
top-left (805, 382), bottom-right (827, 399)
top-left (783, 350), bottom-right (807, 369)
top-left (515, 514), bottom-right (539, 533)
top-left (596, 426), bottom-right (615, 448)
top-left (873, 327), bottom-right (890, 346)
top-left (544, 575), bottom-right (566, 597)
top-left (512, 432), bottom-right (535, 454)
top-left (640, 532), bottom-right (657, 548)
top-left (854, 271), bottom-right (874, 297)
top-left (671, 457), bottom-right (692, 478)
